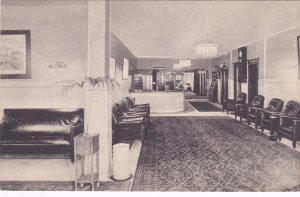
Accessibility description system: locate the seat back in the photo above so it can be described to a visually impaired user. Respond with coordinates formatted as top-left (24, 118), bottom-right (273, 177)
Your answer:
top-left (120, 100), bottom-right (131, 113)
top-left (281, 100), bottom-right (300, 117)
top-left (250, 95), bottom-right (264, 108)
top-left (236, 92), bottom-right (247, 104)
top-left (112, 105), bottom-right (119, 125)
top-left (265, 98), bottom-right (284, 112)
top-left (125, 97), bottom-right (135, 108)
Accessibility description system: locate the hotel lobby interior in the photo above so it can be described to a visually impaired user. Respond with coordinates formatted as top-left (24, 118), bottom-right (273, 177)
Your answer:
top-left (1, 0), bottom-right (300, 193)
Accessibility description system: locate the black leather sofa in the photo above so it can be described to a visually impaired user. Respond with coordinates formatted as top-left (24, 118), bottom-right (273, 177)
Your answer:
top-left (0, 108), bottom-right (84, 162)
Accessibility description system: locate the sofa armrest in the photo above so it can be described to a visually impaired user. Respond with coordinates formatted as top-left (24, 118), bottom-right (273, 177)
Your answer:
top-left (125, 111), bottom-right (147, 116)
top-left (264, 111), bottom-right (281, 116)
top-left (224, 99), bottom-right (235, 104)
top-left (249, 107), bottom-right (265, 112)
top-left (69, 127), bottom-right (75, 162)
top-left (120, 114), bottom-right (144, 120)
top-left (280, 116), bottom-right (300, 121)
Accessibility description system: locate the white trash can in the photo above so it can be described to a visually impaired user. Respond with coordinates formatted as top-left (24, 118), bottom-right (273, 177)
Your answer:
top-left (112, 143), bottom-right (130, 180)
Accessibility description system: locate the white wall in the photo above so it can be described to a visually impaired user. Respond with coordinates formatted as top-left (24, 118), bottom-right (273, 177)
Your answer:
top-left (1, 0), bottom-right (88, 82)
top-left (264, 27), bottom-right (300, 105)
top-left (212, 26), bottom-right (300, 106)
top-left (0, 0), bottom-right (88, 108)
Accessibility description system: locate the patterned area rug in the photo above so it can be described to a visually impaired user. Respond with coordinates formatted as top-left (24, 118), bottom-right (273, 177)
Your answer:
top-left (132, 116), bottom-right (300, 191)
top-left (0, 181), bottom-right (131, 191)
top-left (188, 102), bottom-right (221, 112)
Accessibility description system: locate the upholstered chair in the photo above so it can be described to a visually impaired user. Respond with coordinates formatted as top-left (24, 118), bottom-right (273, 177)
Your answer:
top-left (248, 98), bottom-right (284, 129)
top-left (260, 98), bottom-right (285, 132)
top-left (112, 104), bottom-right (146, 144)
top-left (277, 100), bottom-right (300, 148)
top-left (223, 92), bottom-right (247, 114)
top-left (235, 95), bottom-right (265, 122)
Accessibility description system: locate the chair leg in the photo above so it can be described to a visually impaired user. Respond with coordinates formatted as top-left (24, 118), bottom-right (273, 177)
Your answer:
top-left (247, 119), bottom-right (250, 125)
top-left (293, 141), bottom-right (296, 148)
top-left (240, 117), bottom-right (242, 123)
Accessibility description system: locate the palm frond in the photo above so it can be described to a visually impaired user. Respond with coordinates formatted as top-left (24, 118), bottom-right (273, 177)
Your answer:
top-left (56, 80), bottom-right (83, 96)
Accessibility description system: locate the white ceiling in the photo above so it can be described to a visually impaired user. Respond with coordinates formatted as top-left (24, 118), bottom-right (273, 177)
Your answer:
top-left (111, 1), bottom-right (300, 59)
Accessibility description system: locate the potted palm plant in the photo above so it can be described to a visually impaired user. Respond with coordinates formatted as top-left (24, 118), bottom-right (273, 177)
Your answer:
top-left (58, 77), bottom-right (117, 134)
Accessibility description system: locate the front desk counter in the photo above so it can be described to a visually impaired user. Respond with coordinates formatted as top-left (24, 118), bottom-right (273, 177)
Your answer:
top-left (129, 91), bottom-right (185, 113)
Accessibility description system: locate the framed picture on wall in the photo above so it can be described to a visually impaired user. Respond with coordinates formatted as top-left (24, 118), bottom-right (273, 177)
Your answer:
top-left (298, 35), bottom-right (300, 79)
top-left (109, 56), bottom-right (116, 80)
top-left (122, 58), bottom-right (129, 80)
top-left (0, 30), bottom-right (31, 79)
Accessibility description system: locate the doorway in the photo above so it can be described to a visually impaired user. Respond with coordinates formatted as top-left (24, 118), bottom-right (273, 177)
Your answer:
top-left (198, 70), bottom-right (207, 95)
top-left (221, 67), bottom-right (228, 104)
top-left (233, 62), bottom-right (241, 99)
top-left (248, 59), bottom-right (259, 103)
top-left (152, 68), bottom-right (165, 91)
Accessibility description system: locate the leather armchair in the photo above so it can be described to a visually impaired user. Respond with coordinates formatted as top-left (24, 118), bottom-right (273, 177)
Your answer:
top-left (223, 92), bottom-right (246, 114)
top-left (124, 97), bottom-right (150, 124)
top-left (277, 100), bottom-right (300, 148)
top-left (260, 98), bottom-right (285, 132)
top-left (112, 104), bottom-right (147, 144)
top-left (120, 99), bottom-right (150, 125)
top-left (235, 95), bottom-right (264, 122)
top-left (248, 98), bottom-right (284, 129)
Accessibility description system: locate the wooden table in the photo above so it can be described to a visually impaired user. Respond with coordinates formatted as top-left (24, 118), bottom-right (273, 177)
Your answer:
top-left (74, 134), bottom-right (100, 191)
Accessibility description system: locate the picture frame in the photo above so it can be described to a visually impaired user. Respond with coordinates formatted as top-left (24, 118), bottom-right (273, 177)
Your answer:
top-left (122, 58), bottom-right (129, 80)
top-left (109, 56), bottom-right (116, 80)
top-left (0, 30), bottom-right (31, 79)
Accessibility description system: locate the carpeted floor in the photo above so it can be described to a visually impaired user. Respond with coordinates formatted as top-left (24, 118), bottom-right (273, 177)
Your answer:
top-left (132, 116), bottom-right (300, 192)
top-left (0, 180), bottom-right (131, 191)
top-left (188, 102), bottom-right (222, 112)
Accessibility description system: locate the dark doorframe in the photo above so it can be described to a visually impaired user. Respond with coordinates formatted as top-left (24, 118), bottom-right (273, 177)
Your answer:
top-left (199, 70), bottom-right (207, 96)
top-left (248, 59), bottom-right (259, 103)
top-left (220, 67), bottom-right (229, 104)
top-left (194, 70), bottom-right (200, 95)
top-left (152, 70), bottom-right (157, 91)
top-left (233, 62), bottom-right (241, 100)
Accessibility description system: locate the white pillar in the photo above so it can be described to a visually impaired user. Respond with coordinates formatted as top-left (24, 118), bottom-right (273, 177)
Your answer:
top-left (86, 0), bottom-right (112, 181)
top-left (87, 0), bottom-right (107, 78)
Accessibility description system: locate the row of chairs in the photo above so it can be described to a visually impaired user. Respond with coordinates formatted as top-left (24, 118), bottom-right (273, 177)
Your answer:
top-left (112, 97), bottom-right (150, 144)
top-left (223, 93), bottom-right (300, 148)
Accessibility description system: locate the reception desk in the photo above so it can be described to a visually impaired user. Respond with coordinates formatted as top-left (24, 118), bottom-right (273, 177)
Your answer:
top-left (129, 91), bottom-right (185, 113)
